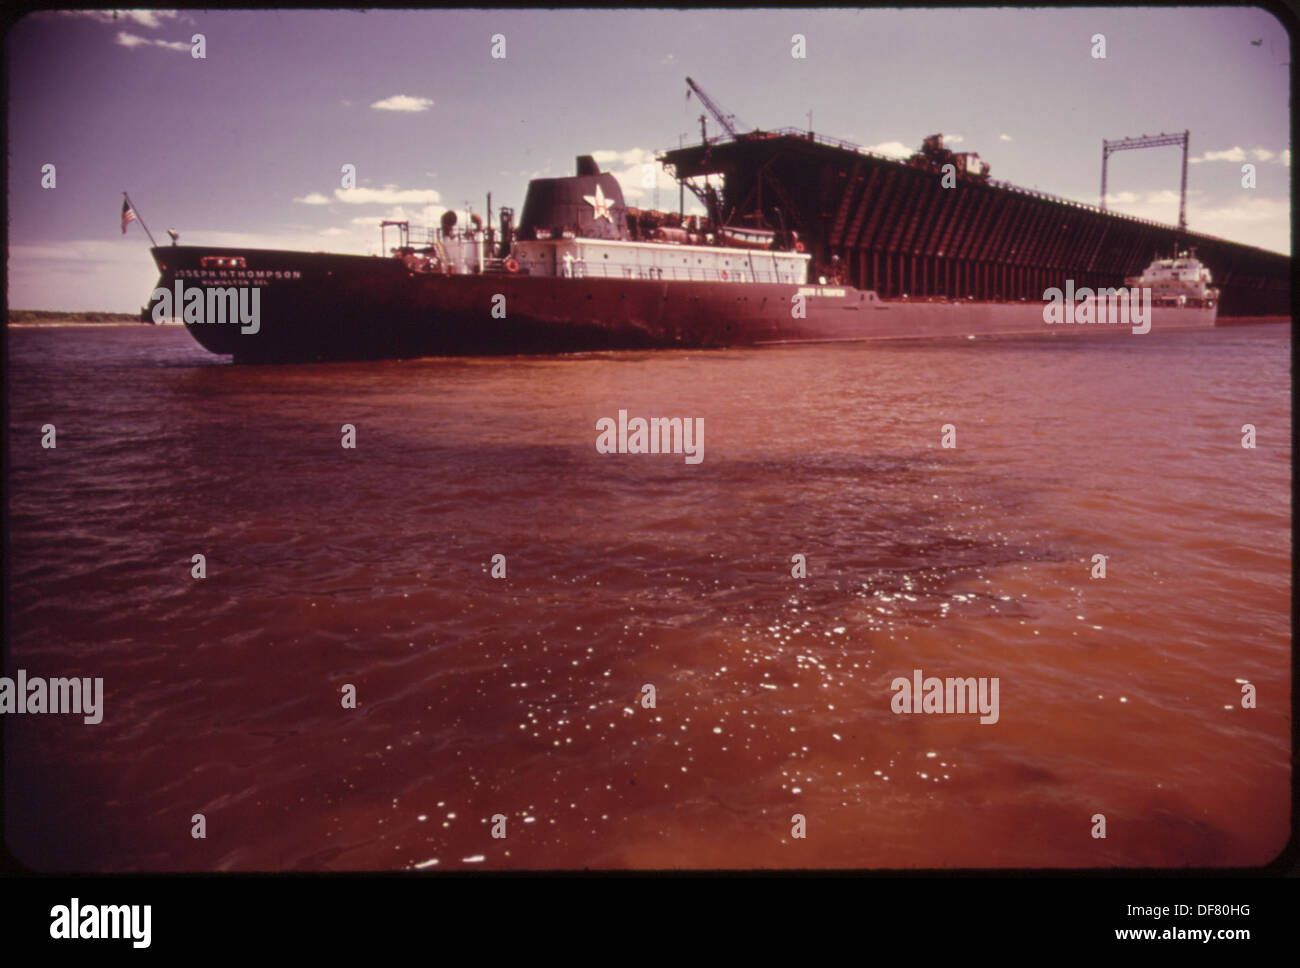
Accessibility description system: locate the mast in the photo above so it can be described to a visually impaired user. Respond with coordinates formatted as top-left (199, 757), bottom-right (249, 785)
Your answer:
top-left (122, 191), bottom-right (159, 247)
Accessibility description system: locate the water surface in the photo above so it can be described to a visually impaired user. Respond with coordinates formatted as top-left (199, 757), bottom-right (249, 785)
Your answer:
top-left (5, 323), bottom-right (1291, 870)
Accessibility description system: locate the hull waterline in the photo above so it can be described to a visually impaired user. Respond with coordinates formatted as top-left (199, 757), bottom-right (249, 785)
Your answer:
top-left (150, 246), bottom-right (1216, 363)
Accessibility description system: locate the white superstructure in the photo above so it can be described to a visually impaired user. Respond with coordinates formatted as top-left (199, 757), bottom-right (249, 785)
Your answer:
top-left (1126, 251), bottom-right (1219, 306)
top-left (510, 237), bottom-right (810, 284)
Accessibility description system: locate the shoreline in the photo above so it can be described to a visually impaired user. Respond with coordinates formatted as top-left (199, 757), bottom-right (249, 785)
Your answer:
top-left (8, 321), bottom-right (153, 328)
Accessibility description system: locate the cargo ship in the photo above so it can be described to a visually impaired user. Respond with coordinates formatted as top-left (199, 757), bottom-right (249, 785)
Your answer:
top-left (148, 152), bottom-right (1218, 363)
top-left (1124, 251), bottom-right (1219, 306)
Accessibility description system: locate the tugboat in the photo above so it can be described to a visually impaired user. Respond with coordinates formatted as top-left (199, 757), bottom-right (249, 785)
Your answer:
top-left (147, 155), bottom-right (1219, 363)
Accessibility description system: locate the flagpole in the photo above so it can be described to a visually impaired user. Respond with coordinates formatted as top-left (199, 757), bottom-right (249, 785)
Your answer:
top-left (122, 191), bottom-right (159, 247)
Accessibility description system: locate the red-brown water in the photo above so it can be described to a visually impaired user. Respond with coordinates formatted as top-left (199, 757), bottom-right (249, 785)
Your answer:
top-left (4, 323), bottom-right (1290, 870)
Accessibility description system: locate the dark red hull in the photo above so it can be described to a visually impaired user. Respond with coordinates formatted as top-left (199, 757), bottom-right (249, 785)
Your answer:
top-left (153, 246), bottom-right (811, 361)
top-left (150, 246), bottom-right (1217, 363)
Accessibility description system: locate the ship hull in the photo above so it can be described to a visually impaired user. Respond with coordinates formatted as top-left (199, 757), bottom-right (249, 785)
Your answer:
top-left (150, 246), bottom-right (1218, 363)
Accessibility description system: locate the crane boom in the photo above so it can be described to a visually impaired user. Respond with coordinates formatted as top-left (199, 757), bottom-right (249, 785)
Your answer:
top-left (685, 77), bottom-right (745, 138)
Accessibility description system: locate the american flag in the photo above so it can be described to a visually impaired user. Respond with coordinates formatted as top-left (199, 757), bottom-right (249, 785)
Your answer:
top-left (121, 198), bottom-right (137, 234)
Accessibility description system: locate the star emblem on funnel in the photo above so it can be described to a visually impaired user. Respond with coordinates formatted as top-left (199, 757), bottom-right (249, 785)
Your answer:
top-left (584, 184), bottom-right (613, 222)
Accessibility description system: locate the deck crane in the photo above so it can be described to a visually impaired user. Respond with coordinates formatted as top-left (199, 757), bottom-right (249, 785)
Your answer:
top-left (685, 76), bottom-right (748, 140)
top-left (682, 77), bottom-right (750, 229)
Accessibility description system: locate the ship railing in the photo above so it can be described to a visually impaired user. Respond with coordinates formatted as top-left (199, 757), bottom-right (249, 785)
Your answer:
top-left (399, 224), bottom-right (437, 245)
top-left (567, 261), bottom-right (798, 284)
top-left (386, 222), bottom-right (493, 247)
top-left (763, 126), bottom-right (901, 159)
top-left (657, 127), bottom-right (894, 159)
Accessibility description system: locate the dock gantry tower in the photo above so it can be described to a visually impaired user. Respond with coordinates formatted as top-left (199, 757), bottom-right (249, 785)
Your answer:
top-left (1100, 131), bottom-right (1190, 233)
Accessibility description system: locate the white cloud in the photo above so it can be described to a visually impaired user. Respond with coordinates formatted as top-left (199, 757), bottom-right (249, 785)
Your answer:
top-left (115, 30), bottom-right (188, 51)
top-left (862, 141), bottom-right (912, 159)
top-left (179, 228), bottom-right (381, 256)
top-left (1190, 146), bottom-right (1287, 165)
top-left (1191, 146), bottom-right (1247, 164)
top-left (1196, 195), bottom-right (1290, 224)
top-left (1086, 189), bottom-right (1290, 254)
top-left (1145, 189), bottom-right (1183, 206)
top-left (9, 238), bottom-right (184, 313)
top-left (294, 192), bottom-right (332, 206)
top-left (1188, 196), bottom-right (1290, 252)
top-left (10, 210), bottom-right (426, 311)
top-left (587, 147), bottom-right (702, 210)
top-left (16, 188), bottom-right (455, 311)
top-left (944, 133), bottom-right (964, 144)
top-left (1094, 188), bottom-right (1190, 212)
top-left (592, 148), bottom-right (652, 167)
top-left (333, 186), bottom-right (442, 205)
top-left (999, 134), bottom-right (1013, 142)
top-left (350, 204), bottom-right (448, 227)
top-left (62, 10), bottom-right (183, 29)
top-left (371, 95), bottom-right (434, 112)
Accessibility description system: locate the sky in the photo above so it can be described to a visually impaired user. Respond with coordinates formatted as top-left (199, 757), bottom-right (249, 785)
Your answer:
top-left (5, 7), bottom-right (1291, 311)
